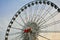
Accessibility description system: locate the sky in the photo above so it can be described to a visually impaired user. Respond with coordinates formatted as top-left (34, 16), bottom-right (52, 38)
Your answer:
top-left (0, 0), bottom-right (60, 40)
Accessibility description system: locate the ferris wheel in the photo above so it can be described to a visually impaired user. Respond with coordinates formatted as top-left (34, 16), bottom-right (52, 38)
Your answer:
top-left (5, 0), bottom-right (60, 40)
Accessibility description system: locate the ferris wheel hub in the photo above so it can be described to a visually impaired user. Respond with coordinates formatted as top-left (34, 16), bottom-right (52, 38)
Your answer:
top-left (24, 27), bottom-right (32, 33)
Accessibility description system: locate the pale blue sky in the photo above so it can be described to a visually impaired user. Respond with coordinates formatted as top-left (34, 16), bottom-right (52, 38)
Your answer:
top-left (0, 0), bottom-right (60, 40)
top-left (0, 0), bottom-right (32, 18)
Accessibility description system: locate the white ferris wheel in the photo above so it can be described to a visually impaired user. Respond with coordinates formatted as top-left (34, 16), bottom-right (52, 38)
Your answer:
top-left (5, 0), bottom-right (60, 40)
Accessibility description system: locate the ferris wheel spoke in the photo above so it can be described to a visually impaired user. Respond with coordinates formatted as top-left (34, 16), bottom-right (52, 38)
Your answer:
top-left (38, 6), bottom-right (52, 25)
top-left (32, 35), bottom-right (39, 40)
top-left (28, 7), bottom-right (33, 21)
top-left (37, 17), bottom-right (46, 25)
top-left (33, 6), bottom-right (43, 22)
top-left (33, 5), bottom-right (39, 22)
top-left (24, 10), bottom-right (28, 23)
top-left (31, 14), bottom-right (35, 22)
top-left (31, 11), bottom-right (35, 22)
top-left (33, 35), bottom-right (39, 40)
top-left (28, 12), bottom-right (31, 22)
top-left (11, 27), bottom-right (23, 31)
top-left (11, 33), bottom-right (24, 40)
top-left (15, 20), bottom-right (25, 27)
top-left (40, 4), bottom-right (46, 14)
top-left (9, 32), bottom-right (22, 36)
top-left (32, 14), bottom-right (37, 22)
top-left (33, 5), bottom-right (40, 22)
top-left (25, 15), bottom-right (28, 23)
top-left (19, 15), bottom-right (26, 25)
top-left (11, 35), bottom-right (21, 40)
top-left (28, 7), bottom-right (33, 22)
top-left (35, 15), bottom-right (45, 23)
top-left (31, 32), bottom-right (39, 40)
top-left (40, 31), bottom-right (60, 33)
top-left (39, 11), bottom-right (59, 27)
top-left (37, 34), bottom-right (50, 40)
top-left (36, 18), bottom-right (40, 23)
top-left (31, 4), bottom-right (46, 22)
top-left (36, 5), bottom-right (46, 22)
top-left (31, 12), bottom-right (37, 22)
top-left (33, 16), bottom-right (37, 22)
top-left (40, 20), bottom-right (60, 29)
top-left (31, 6), bottom-right (38, 22)
top-left (19, 33), bottom-right (25, 40)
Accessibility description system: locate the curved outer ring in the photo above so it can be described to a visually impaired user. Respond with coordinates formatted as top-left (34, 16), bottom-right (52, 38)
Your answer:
top-left (5, 0), bottom-right (60, 40)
